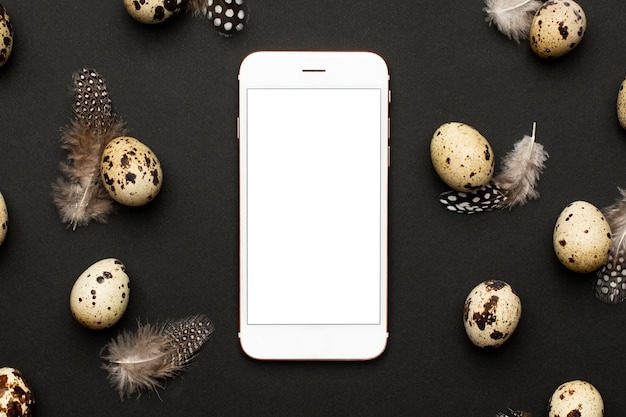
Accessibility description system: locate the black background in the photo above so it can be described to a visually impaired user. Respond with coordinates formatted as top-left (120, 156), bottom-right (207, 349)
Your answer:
top-left (1, 1), bottom-right (625, 416)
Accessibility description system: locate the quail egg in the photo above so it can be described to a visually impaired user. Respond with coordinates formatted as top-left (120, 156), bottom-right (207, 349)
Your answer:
top-left (617, 78), bottom-right (626, 129)
top-left (0, 367), bottom-right (34, 416)
top-left (100, 136), bottom-right (163, 207)
top-left (463, 280), bottom-right (522, 348)
top-left (553, 201), bottom-right (612, 273)
top-left (430, 122), bottom-right (495, 192)
top-left (123, 0), bottom-right (186, 24)
top-left (0, 192), bottom-right (7, 246)
top-left (548, 380), bottom-right (603, 417)
top-left (0, 3), bottom-right (13, 67)
top-left (530, 0), bottom-right (587, 58)
top-left (70, 258), bottom-right (130, 330)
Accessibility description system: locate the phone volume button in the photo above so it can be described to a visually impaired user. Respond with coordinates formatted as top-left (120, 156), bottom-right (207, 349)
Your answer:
top-left (237, 117), bottom-right (240, 140)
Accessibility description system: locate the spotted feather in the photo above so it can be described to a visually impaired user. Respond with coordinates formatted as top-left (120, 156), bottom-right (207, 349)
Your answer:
top-left (72, 68), bottom-right (115, 132)
top-left (595, 248), bottom-right (626, 304)
top-left (163, 315), bottom-right (216, 367)
top-left (594, 189), bottom-right (626, 304)
top-left (52, 68), bottom-right (126, 229)
top-left (439, 183), bottom-right (507, 214)
top-left (101, 314), bottom-right (215, 399)
top-left (186, 0), bottom-right (248, 35)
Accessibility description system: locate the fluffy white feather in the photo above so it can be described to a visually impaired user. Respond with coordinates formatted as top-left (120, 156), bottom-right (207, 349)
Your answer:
top-left (101, 315), bottom-right (215, 399)
top-left (493, 122), bottom-right (548, 208)
top-left (483, 0), bottom-right (543, 43)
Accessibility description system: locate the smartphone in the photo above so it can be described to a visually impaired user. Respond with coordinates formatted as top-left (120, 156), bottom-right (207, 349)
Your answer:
top-left (238, 51), bottom-right (390, 360)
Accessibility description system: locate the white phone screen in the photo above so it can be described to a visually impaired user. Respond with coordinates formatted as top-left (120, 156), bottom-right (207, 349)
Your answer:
top-left (246, 88), bottom-right (382, 325)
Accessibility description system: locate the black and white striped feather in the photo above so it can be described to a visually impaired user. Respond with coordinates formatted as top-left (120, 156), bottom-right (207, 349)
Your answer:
top-left (101, 315), bottom-right (215, 399)
top-left (595, 189), bottom-right (626, 304)
top-left (440, 123), bottom-right (548, 214)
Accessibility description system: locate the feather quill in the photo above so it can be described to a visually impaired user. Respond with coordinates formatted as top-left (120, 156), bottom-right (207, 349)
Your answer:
top-left (51, 68), bottom-right (125, 230)
top-left (101, 315), bottom-right (215, 400)
top-left (595, 189), bottom-right (626, 304)
top-left (440, 122), bottom-right (548, 214)
top-left (483, 0), bottom-right (543, 43)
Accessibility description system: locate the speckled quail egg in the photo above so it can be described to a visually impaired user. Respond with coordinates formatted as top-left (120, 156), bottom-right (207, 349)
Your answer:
top-left (617, 78), bottom-right (626, 129)
top-left (463, 280), bottom-right (521, 348)
top-left (548, 380), bottom-right (603, 417)
top-left (0, 367), bottom-right (34, 416)
top-left (0, 3), bottom-right (13, 68)
top-left (530, 0), bottom-right (587, 59)
top-left (0, 192), bottom-right (7, 246)
top-left (100, 136), bottom-right (163, 206)
top-left (208, 0), bottom-right (248, 35)
top-left (430, 122), bottom-right (495, 192)
top-left (123, 0), bottom-right (186, 24)
top-left (553, 201), bottom-right (612, 273)
top-left (70, 258), bottom-right (130, 330)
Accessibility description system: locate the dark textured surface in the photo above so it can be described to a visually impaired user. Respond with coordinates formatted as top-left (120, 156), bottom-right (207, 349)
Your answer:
top-left (0, 1), bottom-right (626, 415)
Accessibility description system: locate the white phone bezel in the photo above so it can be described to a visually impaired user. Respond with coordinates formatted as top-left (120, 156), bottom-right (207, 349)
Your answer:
top-left (238, 51), bottom-right (390, 360)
